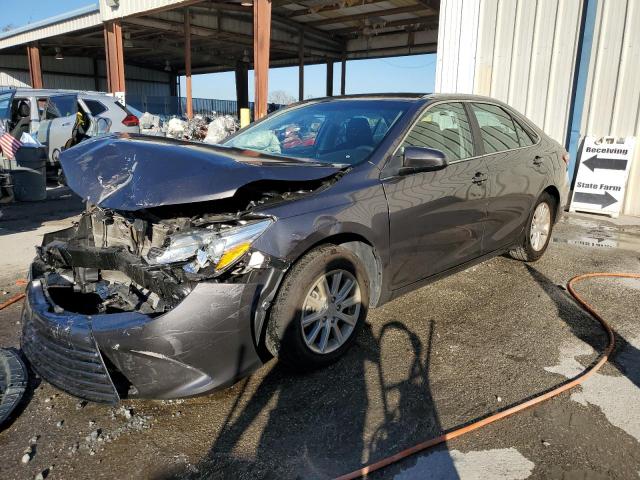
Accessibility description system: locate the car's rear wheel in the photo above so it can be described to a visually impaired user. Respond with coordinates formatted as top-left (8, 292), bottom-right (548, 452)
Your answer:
top-left (509, 191), bottom-right (556, 262)
top-left (265, 244), bottom-right (369, 371)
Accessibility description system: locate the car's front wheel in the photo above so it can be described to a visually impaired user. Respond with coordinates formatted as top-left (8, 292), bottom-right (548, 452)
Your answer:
top-left (265, 244), bottom-right (369, 371)
top-left (509, 191), bottom-right (556, 262)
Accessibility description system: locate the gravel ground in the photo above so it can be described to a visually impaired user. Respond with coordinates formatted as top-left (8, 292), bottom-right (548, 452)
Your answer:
top-left (0, 197), bottom-right (639, 480)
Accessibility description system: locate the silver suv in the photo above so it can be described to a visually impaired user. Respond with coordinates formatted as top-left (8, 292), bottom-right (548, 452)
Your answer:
top-left (3, 88), bottom-right (140, 166)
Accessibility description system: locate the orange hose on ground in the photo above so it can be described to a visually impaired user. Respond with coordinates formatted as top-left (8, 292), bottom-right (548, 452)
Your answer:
top-left (0, 279), bottom-right (28, 310)
top-left (0, 293), bottom-right (25, 311)
top-left (335, 272), bottom-right (640, 480)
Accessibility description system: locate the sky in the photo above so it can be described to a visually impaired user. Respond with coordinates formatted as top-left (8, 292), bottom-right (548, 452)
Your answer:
top-left (182, 56), bottom-right (436, 101)
top-left (2, 0), bottom-right (437, 101)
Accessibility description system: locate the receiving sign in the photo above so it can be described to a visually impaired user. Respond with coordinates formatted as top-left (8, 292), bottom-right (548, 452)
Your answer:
top-left (570, 136), bottom-right (635, 217)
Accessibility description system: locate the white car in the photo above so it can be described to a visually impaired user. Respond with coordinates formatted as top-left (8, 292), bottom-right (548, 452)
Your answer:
top-left (3, 88), bottom-right (140, 167)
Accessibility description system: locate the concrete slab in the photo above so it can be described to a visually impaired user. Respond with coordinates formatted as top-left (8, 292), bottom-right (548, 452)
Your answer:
top-left (0, 202), bottom-right (638, 480)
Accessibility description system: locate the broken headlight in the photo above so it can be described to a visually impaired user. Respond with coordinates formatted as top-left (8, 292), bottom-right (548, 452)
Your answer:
top-left (147, 218), bottom-right (273, 274)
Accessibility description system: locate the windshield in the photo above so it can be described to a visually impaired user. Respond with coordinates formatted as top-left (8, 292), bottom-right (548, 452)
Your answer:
top-left (223, 99), bottom-right (412, 165)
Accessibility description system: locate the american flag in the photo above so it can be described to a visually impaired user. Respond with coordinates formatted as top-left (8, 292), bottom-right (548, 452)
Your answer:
top-left (0, 132), bottom-right (22, 160)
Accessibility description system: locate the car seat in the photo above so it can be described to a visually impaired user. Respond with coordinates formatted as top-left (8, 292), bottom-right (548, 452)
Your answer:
top-left (344, 117), bottom-right (373, 148)
top-left (10, 101), bottom-right (31, 138)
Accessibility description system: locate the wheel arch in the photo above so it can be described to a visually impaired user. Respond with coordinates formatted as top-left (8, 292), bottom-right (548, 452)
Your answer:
top-left (290, 232), bottom-right (384, 308)
top-left (542, 185), bottom-right (561, 222)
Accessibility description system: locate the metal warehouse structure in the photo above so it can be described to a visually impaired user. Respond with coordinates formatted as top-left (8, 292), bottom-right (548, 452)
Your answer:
top-left (0, 0), bottom-right (439, 119)
top-left (437, 0), bottom-right (640, 216)
top-left (0, 0), bottom-right (639, 215)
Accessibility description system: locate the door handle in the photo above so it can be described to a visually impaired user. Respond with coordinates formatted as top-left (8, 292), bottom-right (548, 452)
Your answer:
top-left (472, 172), bottom-right (488, 184)
top-left (533, 155), bottom-right (543, 166)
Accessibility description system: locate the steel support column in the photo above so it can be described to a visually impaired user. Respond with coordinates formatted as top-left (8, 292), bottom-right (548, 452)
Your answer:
top-left (326, 60), bottom-right (334, 97)
top-left (92, 57), bottom-right (99, 91)
top-left (235, 61), bottom-right (249, 118)
top-left (184, 8), bottom-right (193, 119)
top-left (169, 73), bottom-right (178, 97)
top-left (298, 31), bottom-right (304, 101)
top-left (340, 55), bottom-right (346, 95)
top-left (26, 42), bottom-right (43, 89)
top-left (104, 21), bottom-right (125, 93)
top-left (565, 0), bottom-right (598, 183)
top-left (253, 0), bottom-right (272, 120)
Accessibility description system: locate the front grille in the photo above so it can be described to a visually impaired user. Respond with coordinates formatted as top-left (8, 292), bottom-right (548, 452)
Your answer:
top-left (22, 305), bottom-right (119, 404)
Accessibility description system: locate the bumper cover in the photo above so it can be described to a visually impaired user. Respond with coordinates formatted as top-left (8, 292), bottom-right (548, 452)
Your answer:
top-left (22, 281), bottom-right (120, 403)
top-left (21, 275), bottom-right (270, 402)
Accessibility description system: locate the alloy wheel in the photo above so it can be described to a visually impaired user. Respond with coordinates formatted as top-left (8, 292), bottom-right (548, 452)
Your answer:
top-left (300, 269), bottom-right (361, 354)
top-left (530, 202), bottom-right (551, 251)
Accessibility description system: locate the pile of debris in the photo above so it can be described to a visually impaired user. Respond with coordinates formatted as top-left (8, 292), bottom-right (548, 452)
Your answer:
top-left (140, 112), bottom-right (239, 145)
top-left (139, 112), bottom-right (163, 136)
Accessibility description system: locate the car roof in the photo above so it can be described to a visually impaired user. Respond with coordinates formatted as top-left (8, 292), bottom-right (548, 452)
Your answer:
top-left (296, 93), bottom-right (522, 107)
top-left (5, 87), bottom-right (109, 98)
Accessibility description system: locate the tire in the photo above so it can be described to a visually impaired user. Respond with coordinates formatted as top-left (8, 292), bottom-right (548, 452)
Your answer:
top-left (509, 191), bottom-right (556, 262)
top-left (265, 244), bottom-right (369, 371)
top-left (56, 167), bottom-right (67, 187)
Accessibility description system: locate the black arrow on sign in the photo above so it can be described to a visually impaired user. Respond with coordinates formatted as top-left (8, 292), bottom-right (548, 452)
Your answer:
top-left (583, 155), bottom-right (628, 172)
top-left (574, 191), bottom-right (618, 208)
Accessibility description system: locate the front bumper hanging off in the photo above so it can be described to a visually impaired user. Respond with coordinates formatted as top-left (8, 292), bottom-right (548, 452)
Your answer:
top-left (21, 268), bottom-right (281, 403)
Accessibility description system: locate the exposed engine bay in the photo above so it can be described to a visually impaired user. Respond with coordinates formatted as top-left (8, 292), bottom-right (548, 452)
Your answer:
top-left (34, 179), bottom-right (326, 316)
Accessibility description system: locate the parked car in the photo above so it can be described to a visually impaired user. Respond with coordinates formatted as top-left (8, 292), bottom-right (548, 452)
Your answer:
top-left (2, 88), bottom-right (139, 171)
top-left (21, 94), bottom-right (569, 403)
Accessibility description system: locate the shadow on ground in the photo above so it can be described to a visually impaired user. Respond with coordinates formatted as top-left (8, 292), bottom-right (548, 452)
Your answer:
top-left (0, 187), bottom-right (82, 237)
top-left (157, 321), bottom-right (458, 480)
top-left (526, 265), bottom-right (640, 390)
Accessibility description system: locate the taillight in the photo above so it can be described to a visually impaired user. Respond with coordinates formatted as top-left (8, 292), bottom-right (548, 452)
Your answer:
top-left (562, 152), bottom-right (570, 169)
top-left (122, 114), bottom-right (139, 127)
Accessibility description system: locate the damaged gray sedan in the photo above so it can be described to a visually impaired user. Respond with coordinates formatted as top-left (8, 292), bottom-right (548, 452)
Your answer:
top-left (21, 94), bottom-right (569, 403)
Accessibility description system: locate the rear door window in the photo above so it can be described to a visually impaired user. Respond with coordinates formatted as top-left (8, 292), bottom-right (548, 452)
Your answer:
top-left (83, 99), bottom-right (108, 116)
top-left (471, 103), bottom-right (520, 153)
top-left (400, 102), bottom-right (474, 162)
top-left (44, 95), bottom-right (77, 119)
top-left (513, 119), bottom-right (535, 147)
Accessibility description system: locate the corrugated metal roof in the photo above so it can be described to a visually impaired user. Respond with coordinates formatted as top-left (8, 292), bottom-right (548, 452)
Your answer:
top-left (100, 0), bottom-right (198, 21)
top-left (0, 4), bottom-right (101, 50)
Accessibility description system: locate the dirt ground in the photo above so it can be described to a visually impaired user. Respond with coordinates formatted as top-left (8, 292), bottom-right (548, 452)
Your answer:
top-left (1, 190), bottom-right (639, 480)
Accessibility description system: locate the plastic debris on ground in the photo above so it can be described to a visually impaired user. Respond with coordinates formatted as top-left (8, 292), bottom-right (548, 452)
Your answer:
top-left (165, 117), bottom-right (187, 139)
top-left (138, 111), bottom-right (238, 144)
top-left (139, 112), bottom-right (163, 136)
top-left (203, 115), bottom-right (238, 145)
top-left (182, 115), bottom-right (209, 141)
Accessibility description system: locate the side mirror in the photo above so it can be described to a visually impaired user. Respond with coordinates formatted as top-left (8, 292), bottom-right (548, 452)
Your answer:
top-left (399, 146), bottom-right (448, 175)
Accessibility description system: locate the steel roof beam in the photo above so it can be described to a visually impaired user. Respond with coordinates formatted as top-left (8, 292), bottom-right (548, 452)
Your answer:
top-left (331, 16), bottom-right (439, 36)
top-left (305, 5), bottom-right (431, 27)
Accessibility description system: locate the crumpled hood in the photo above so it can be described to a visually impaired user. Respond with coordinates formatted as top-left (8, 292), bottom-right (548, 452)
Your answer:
top-left (60, 133), bottom-right (342, 211)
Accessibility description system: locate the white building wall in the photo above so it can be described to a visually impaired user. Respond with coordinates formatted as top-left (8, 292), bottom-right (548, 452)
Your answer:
top-left (581, 0), bottom-right (640, 216)
top-left (436, 0), bottom-right (640, 216)
top-left (436, 0), bottom-right (582, 144)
